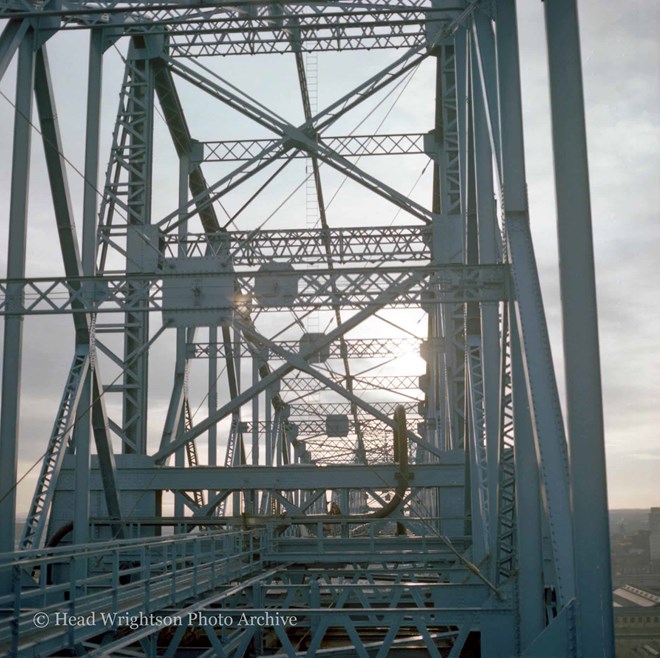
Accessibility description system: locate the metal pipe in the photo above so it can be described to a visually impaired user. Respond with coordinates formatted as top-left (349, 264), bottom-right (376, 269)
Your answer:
top-left (370, 405), bottom-right (409, 521)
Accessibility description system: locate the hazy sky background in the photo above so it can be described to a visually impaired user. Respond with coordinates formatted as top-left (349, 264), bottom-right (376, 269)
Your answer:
top-left (0, 0), bottom-right (658, 514)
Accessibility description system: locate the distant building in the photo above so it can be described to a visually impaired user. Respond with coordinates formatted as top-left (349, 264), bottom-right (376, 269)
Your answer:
top-left (650, 509), bottom-right (660, 533)
top-left (651, 508), bottom-right (660, 564)
top-left (614, 584), bottom-right (660, 658)
top-left (612, 530), bottom-right (652, 576)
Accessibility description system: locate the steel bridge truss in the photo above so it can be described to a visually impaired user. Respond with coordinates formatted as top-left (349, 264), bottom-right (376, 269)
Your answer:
top-left (0, 1), bottom-right (614, 656)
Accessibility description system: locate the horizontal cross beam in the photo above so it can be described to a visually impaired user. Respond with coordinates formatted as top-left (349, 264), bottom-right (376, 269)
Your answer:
top-left (0, 265), bottom-right (509, 315)
top-left (54, 460), bottom-right (466, 492)
top-left (201, 133), bottom-right (426, 162)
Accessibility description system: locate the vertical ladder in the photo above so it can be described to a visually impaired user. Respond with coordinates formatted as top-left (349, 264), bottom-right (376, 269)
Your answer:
top-left (305, 51), bottom-right (321, 335)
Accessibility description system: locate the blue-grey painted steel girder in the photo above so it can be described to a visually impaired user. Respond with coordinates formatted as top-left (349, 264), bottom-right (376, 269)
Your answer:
top-left (189, 336), bottom-right (420, 359)
top-left (0, 1), bottom-right (614, 655)
top-left (0, 27), bottom-right (34, 580)
top-left (0, 264), bottom-right (509, 315)
top-left (200, 132), bottom-right (426, 162)
top-left (126, 224), bottom-right (432, 265)
top-left (544, 0), bottom-right (615, 652)
top-left (496, 0), bottom-right (577, 609)
top-left (0, 19), bottom-right (28, 83)
top-left (0, 2), bottom-right (466, 56)
top-left (53, 458), bottom-right (465, 492)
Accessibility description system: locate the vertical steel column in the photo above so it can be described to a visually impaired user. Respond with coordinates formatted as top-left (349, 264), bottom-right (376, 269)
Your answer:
top-left (511, 311), bottom-right (545, 649)
top-left (82, 31), bottom-right (103, 278)
top-left (0, 32), bottom-right (34, 577)
top-left (174, 152), bottom-right (189, 518)
top-left (208, 326), bottom-right (218, 466)
top-left (252, 356), bottom-right (259, 466)
top-left (73, 28), bottom-right (104, 548)
top-left (462, 32), bottom-right (490, 560)
top-left (265, 381), bottom-right (272, 467)
top-left (428, 40), bottom-right (464, 453)
top-left (251, 354), bottom-right (260, 513)
top-left (435, 41), bottom-right (466, 451)
top-left (495, 0), bottom-right (576, 608)
top-left (123, 41), bottom-right (154, 454)
top-left (470, 14), bottom-right (501, 563)
top-left (544, 1), bottom-right (614, 652)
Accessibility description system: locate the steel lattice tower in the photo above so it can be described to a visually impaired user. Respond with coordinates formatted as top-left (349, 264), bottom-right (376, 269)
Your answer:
top-left (0, 1), bottom-right (614, 656)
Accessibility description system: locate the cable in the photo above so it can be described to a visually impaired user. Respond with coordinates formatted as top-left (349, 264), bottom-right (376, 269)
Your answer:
top-left (325, 63), bottom-right (421, 212)
top-left (0, 86), bottom-right (129, 227)
top-left (388, 159), bottom-right (432, 225)
top-left (221, 158), bottom-right (294, 232)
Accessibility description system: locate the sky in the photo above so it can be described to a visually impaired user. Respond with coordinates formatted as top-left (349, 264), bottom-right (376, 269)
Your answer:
top-left (515, 0), bottom-right (660, 507)
top-left (0, 0), bottom-right (658, 515)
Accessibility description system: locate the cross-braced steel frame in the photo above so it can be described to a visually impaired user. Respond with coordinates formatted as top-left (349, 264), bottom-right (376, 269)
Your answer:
top-left (0, 1), bottom-right (614, 656)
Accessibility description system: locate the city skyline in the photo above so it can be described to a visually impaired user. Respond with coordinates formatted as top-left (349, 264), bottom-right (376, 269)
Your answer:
top-left (0, 0), bottom-right (658, 511)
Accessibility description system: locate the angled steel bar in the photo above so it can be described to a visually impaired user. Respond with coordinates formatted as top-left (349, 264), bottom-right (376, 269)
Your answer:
top-left (34, 37), bottom-right (124, 544)
top-left (0, 18), bottom-right (27, 82)
top-left (33, 46), bottom-right (85, 314)
top-left (90, 372), bottom-right (124, 537)
top-left (156, 133), bottom-right (290, 234)
top-left (292, 128), bottom-right (434, 224)
top-left (152, 57), bottom-right (221, 233)
top-left (154, 17), bottom-right (461, 233)
top-left (447, 617), bottom-right (476, 658)
top-left (19, 349), bottom-right (90, 550)
top-left (311, 4), bottom-right (478, 134)
top-left (158, 334), bottom-right (188, 455)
